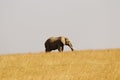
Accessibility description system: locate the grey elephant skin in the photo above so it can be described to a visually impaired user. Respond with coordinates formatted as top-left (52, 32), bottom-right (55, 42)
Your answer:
top-left (44, 36), bottom-right (74, 52)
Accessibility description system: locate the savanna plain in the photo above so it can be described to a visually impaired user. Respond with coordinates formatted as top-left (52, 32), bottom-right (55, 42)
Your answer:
top-left (0, 49), bottom-right (120, 80)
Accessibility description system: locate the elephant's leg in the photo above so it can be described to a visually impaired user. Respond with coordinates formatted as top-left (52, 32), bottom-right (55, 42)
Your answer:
top-left (58, 46), bottom-right (64, 52)
top-left (45, 48), bottom-right (51, 52)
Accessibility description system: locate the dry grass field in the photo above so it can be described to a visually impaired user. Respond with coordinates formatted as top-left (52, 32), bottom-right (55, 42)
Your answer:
top-left (0, 49), bottom-right (120, 80)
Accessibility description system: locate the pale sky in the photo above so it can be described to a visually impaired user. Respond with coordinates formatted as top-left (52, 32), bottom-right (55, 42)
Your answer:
top-left (0, 0), bottom-right (120, 54)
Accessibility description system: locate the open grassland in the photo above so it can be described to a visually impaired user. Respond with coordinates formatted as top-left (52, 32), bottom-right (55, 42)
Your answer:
top-left (0, 49), bottom-right (120, 80)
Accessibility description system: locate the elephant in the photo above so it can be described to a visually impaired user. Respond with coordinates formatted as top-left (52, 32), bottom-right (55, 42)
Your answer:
top-left (44, 36), bottom-right (74, 52)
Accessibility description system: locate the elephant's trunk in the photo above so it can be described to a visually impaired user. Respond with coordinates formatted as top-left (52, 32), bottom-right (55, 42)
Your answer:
top-left (68, 42), bottom-right (74, 51)
top-left (70, 47), bottom-right (74, 51)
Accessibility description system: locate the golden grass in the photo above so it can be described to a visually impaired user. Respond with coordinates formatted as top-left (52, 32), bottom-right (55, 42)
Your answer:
top-left (0, 49), bottom-right (120, 80)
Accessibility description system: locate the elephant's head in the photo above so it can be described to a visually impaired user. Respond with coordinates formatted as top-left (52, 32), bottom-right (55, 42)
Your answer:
top-left (64, 37), bottom-right (74, 51)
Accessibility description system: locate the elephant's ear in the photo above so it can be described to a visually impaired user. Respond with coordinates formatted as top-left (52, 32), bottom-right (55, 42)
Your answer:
top-left (60, 37), bottom-right (65, 45)
top-left (65, 37), bottom-right (70, 44)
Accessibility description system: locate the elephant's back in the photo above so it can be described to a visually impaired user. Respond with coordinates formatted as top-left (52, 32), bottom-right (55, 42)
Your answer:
top-left (45, 37), bottom-right (58, 45)
top-left (47, 37), bottom-right (59, 42)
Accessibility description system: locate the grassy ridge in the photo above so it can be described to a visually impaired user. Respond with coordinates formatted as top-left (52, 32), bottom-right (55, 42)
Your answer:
top-left (0, 49), bottom-right (120, 80)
